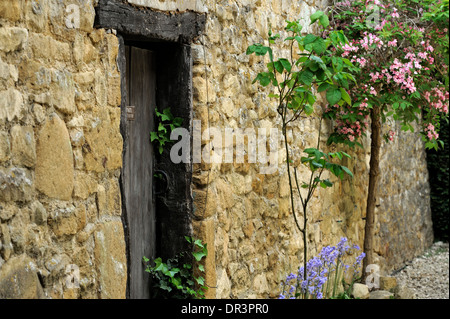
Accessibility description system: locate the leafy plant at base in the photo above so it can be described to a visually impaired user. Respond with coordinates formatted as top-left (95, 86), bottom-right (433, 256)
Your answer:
top-left (246, 11), bottom-right (354, 283)
top-left (150, 108), bottom-right (183, 154)
top-left (279, 237), bottom-right (365, 299)
top-left (143, 236), bottom-right (208, 299)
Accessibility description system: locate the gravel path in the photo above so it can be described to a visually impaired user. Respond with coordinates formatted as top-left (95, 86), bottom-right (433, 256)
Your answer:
top-left (392, 241), bottom-right (449, 299)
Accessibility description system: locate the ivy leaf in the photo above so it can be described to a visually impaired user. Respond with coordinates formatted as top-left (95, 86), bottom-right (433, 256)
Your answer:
top-left (150, 131), bottom-right (158, 142)
top-left (195, 276), bottom-right (205, 286)
top-left (279, 58), bottom-right (292, 72)
top-left (300, 70), bottom-right (314, 85)
top-left (310, 11), bottom-right (324, 24)
top-left (274, 60), bottom-right (284, 73)
top-left (192, 251), bottom-right (206, 261)
top-left (326, 87), bottom-right (342, 106)
top-left (341, 166), bottom-right (353, 178)
top-left (318, 82), bottom-right (332, 92)
top-left (340, 88), bottom-right (352, 105)
top-left (312, 38), bottom-right (326, 54)
top-left (303, 34), bottom-right (318, 45)
top-left (305, 103), bottom-right (314, 115)
top-left (319, 14), bottom-right (330, 28)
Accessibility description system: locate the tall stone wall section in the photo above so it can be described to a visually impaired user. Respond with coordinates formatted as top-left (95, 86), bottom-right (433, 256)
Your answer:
top-left (0, 0), bottom-right (433, 299)
top-left (186, 0), bottom-right (433, 298)
top-left (0, 0), bottom-right (126, 298)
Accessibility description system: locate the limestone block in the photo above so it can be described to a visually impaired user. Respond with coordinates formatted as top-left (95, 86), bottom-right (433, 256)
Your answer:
top-left (73, 172), bottom-right (97, 200)
top-left (0, 223), bottom-right (12, 260)
top-left (94, 221), bottom-right (127, 299)
top-left (106, 179), bottom-right (121, 216)
top-left (216, 268), bottom-right (231, 298)
top-left (9, 208), bottom-right (31, 253)
top-left (214, 178), bottom-right (235, 209)
top-left (31, 200), bottom-right (47, 225)
top-left (0, 88), bottom-right (25, 123)
top-left (0, 56), bottom-right (18, 81)
top-left (35, 113), bottom-right (74, 200)
top-left (24, 0), bottom-right (49, 32)
top-left (0, 0), bottom-right (21, 22)
top-left (192, 189), bottom-right (216, 219)
top-left (50, 205), bottom-right (86, 237)
top-left (0, 167), bottom-right (33, 202)
top-left (0, 131), bottom-right (10, 163)
top-left (29, 33), bottom-right (52, 60)
top-left (84, 109), bottom-right (123, 172)
top-left (352, 283), bottom-right (370, 299)
top-left (94, 68), bottom-right (107, 107)
top-left (11, 125), bottom-right (36, 168)
top-left (220, 97), bottom-right (236, 119)
top-left (74, 71), bottom-right (95, 86)
top-left (193, 76), bottom-right (207, 104)
top-left (0, 255), bottom-right (45, 299)
top-left (0, 27), bottom-right (28, 52)
top-left (51, 70), bottom-right (76, 114)
top-left (380, 276), bottom-right (397, 291)
top-left (253, 273), bottom-right (269, 295)
top-left (107, 75), bottom-right (121, 107)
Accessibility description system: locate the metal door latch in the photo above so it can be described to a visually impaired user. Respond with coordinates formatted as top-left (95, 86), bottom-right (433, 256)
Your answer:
top-left (126, 106), bottom-right (135, 120)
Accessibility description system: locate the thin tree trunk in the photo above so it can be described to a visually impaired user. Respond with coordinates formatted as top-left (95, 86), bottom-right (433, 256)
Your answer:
top-left (363, 105), bottom-right (382, 279)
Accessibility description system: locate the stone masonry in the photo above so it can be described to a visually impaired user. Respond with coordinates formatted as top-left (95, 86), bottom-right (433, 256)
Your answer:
top-left (0, 0), bottom-right (433, 299)
top-left (0, 0), bottom-right (126, 299)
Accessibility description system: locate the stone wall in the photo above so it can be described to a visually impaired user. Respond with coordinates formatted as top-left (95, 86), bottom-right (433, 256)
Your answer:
top-left (185, 0), bottom-right (433, 298)
top-left (0, 0), bottom-right (126, 298)
top-left (0, 0), bottom-right (433, 299)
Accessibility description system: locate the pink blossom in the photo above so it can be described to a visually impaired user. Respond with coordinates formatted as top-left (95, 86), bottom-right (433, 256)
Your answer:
top-left (388, 39), bottom-right (397, 47)
top-left (388, 130), bottom-right (395, 142)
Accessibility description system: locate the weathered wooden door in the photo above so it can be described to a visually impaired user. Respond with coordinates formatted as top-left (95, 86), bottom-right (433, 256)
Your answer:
top-left (123, 46), bottom-right (156, 299)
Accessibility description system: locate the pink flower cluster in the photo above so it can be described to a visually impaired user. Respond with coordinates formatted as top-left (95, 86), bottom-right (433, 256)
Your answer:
top-left (424, 123), bottom-right (439, 141)
top-left (391, 8), bottom-right (400, 18)
top-left (425, 87), bottom-right (450, 114)
top-left (335, 119), bottom-right (368, 142)
top-left (360, 32), bottom-right (384, 50)
top-left (341, 42), bottom-right (359, 57)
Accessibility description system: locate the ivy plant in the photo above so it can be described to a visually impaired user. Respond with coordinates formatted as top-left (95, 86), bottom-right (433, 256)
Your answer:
top-left (150, 108), bottom-right (183, 154)
top-left (143, 236), bottom-right (208, 299)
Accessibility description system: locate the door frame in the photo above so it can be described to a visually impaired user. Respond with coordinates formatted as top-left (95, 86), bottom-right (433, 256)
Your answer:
top-left (94, 0), bottom-right (206, 298)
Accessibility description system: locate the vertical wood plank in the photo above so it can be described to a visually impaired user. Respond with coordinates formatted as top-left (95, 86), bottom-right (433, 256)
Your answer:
top-left (124, 46), bottom-right (156, 299)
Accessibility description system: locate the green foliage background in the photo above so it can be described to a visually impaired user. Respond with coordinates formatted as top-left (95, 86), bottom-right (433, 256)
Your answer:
top-left (426, 118), bottom-right (449, 242)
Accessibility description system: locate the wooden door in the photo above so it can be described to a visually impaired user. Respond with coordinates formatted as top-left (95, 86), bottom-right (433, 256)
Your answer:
top-left (124, 46), bottom-right (156, 299)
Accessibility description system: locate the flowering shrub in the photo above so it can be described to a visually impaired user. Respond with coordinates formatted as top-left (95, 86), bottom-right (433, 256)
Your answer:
top-left (323, 0), bottom-right (449, 150)
top-left (279, 237), bottom-right (365, 299)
